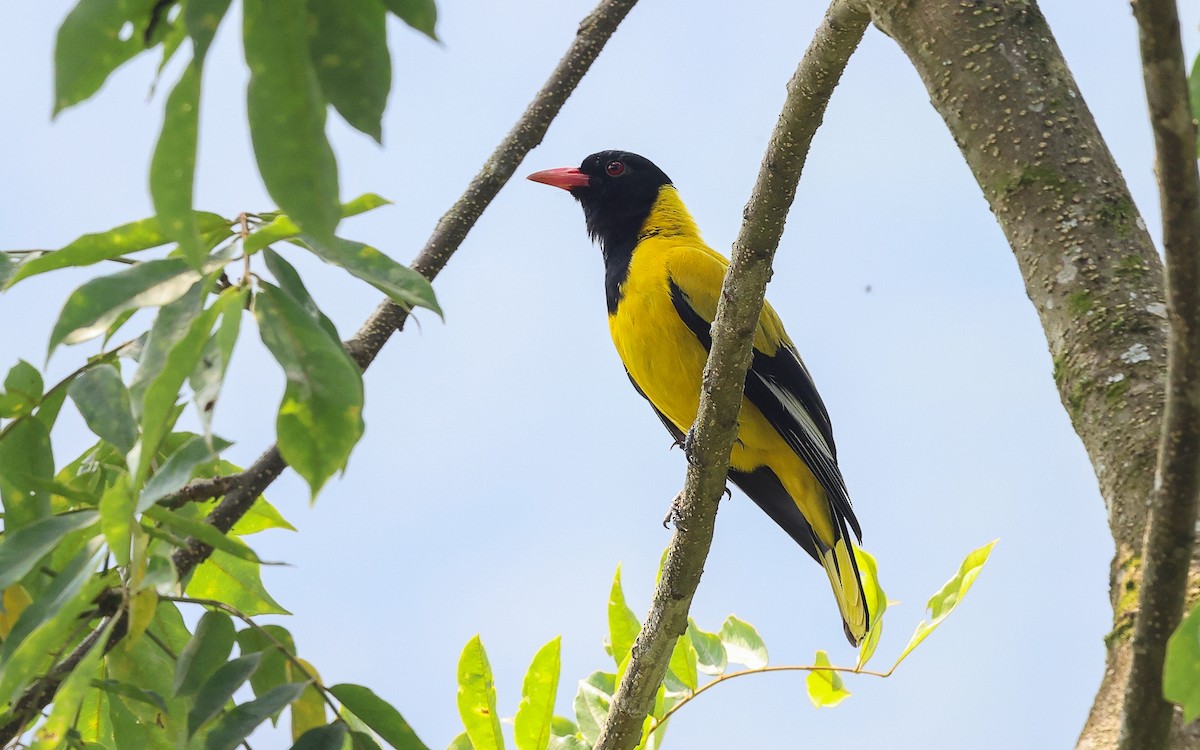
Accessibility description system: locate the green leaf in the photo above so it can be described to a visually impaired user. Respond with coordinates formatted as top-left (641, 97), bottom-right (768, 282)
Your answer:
top-left (204, 681), bottom-right (308, 750)
top-left (456, 635), bottom-right (504, 750)
top-left (30, 618), bottom-right (116, 750)
top-left (306, 0), bottom-right (390, 142)
top-left (303, 237), bottom-right (442, 317)
top-left (109, 686), bottom-right (176, 749)
top-left (293, 724), bottom-right (348, 750)
top-left (3, 360), bottom-right (44, 417)
top-left (237, 624), bottom-right (296, 708)
top-left (1167, 601), bottom-right (1200, 722)
top-left (549, 717), bottom-right (577, 738)
top-left (99, 474), bottom-right (135, 565)
top-left (190, 291), bottom-right (245, 437)
top-left (572, 672), bottom-right (614, 747)
top-left (0, 546), bottom-right (105, 707)
top-left (514, 637), bottom-right (561, 750)
top-left (91, 678), bottom-right (170, 714)
top-left (719, 615), bottom-right (767, 669)
top-left (1189, 54), bottom-right (1200, 157)
top-left (893, 540), bottom-right (997, 669)
top-left (686, 619), bottom-right (726, 676)
top-left (243, 194), bottom-right (392, 255)
top-left (48, 258), bottom-right (211, 354)
top-left (136, 289), bottom-right (242, 489)
top-left (144, 505), bottom-right (267, 564)
top-left (5, 214), bottom-right (226, 288)
top-left (138, 434), bottom-right (232, 511)
top-left (0, 417), bottom-right (55, 531)
top-left (446, 733), bottom-right (473, 750)
top-left (0, 511), bottom-right (99, 591)
top-left (380, 0), bottom-right (437, 40)
top-left (350, 731), bottom-right (385, 750)
top-left (607, 565), bottom-right (639, 671)
top-left (805, 650), bottom-right (850, 708)
top-left (53, 0), bottom-right (156, 114)
top-left (188, 549), bottom-right (290, 616)
top-left (174, 610), bottom-right (236, 697)
top-left (290, 667), bottom-right (327, 741)
top-left (150, 62), bottom-right (205, 267)
top-left (330, 683), bottom-right (430, 750)
top-left (262, 250), bottom-right (341, 341)
top-left (185, 0), bottom-right (233, 60)
top-left (0, 542), bottom-right (103, 664)
top-left (254, 280), bottom-right (364, 497)
top-left (69, 364), bottom-right (138, 453)
top-left (547, 737), bottom-right (590, 750)
top-left (855, 547), bottom-right (888, 670)
top-left (188, 652), bottom-right (263, 736)
top-left (244, 0), bottom-right (340, 244)
top-left (130, 281), bottom-right (204, 413)
top-left (0, 252), bottom-right (13, 287)
top-left (664, 635), bottom-right (698, 694)
top-left (231, 497), bottom-right (295, 534)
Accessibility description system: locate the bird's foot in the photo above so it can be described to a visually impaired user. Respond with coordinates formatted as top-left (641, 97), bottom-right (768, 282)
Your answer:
top-left (682, 427), bottom-right (699, 466)
top-left (662, 491), bottom-right (686, 530)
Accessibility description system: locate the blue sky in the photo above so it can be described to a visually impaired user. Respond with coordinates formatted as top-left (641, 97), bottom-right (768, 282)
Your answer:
top-left (2, 2), bottom-right (1196, 748)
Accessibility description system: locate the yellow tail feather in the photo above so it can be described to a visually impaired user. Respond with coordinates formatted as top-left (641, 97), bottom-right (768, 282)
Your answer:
top-left (816, 536), bottom-right (869, 646)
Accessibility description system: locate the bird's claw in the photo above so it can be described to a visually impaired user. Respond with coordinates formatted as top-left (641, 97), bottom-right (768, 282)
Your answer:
top-left (662, 491), bottom-right (686, 530)
top-left (682, 427), bottom-right (699, 466)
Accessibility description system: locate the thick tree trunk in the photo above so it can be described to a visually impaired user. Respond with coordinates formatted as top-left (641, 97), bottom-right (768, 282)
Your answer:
top-left (866, 1), bottom-right (1195, 747)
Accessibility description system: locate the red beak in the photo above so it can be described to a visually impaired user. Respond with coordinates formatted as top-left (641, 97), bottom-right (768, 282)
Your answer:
top-left (527, 167), bottom-right (591, 191)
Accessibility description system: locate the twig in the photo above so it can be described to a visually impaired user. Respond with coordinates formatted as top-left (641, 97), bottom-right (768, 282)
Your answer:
top-left (0, 0), bottom-right (639, 742)
top-left (1118, 1), bottom-right (1200, 748)
top-left (591, 2), bottom-right (870, 748)
top-left (159, 473), bottom-right (244, 509)
top-left (648, 663), bottom-right (891, 730)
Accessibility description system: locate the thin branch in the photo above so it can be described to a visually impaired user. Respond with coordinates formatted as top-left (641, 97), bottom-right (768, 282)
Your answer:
top-left (1119, 0), bottom-right (1200, 747)
top-left (0, 0), bottom-right (638, 742)
top-left (591, 2), bottom-right (870, 747)
top-left (649, 663), bottom-right (891, 730)
top-left (159, 473), bottom-right (243, 508)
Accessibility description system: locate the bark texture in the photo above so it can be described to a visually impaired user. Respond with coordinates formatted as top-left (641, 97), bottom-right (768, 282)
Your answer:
top-left (865, 1), bottom-right (1191, 748)
top-left (1121, 0), bottom-right (1200, 747)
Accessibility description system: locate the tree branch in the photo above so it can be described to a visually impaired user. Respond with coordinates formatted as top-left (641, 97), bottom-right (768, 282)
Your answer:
top-left (1119, 0), bottom-right (1200, 747)
top-left (591, 3), bottom-right (870, 747)
top-left (864, 1), bottom-right (1177, 747)
top-left (0, 0), bottom-right (639, 742)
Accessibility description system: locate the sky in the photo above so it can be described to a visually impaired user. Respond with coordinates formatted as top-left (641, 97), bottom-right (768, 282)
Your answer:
top-left (2, 2), bottom-right (1198, 749)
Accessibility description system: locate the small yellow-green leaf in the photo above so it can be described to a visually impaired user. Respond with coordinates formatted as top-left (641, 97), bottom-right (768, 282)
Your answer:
top-left (665, 634), bottom-right (698, 693)
top-left (855, 548), bottom-right (888, 670)
top-left (514, 636), bottom-right (561, 750)
top-left (572, 672), bottom-right (614, 747)
top-left (187, 549), bottom-right (289, 616)
top-left (686, 619), bottom-right (726, 676)
top-left (99, 475), bottom-right (134, 565)
top-left (0, 418), bottom-right (57, 531)
top-left (893, 540), bottom-right (997, 669)
top-left (150, 61), bottom-right (205, 267)
top-left (289, 659), bottom-right (326, 741)
top-left (805, 650), bottom-right (850, 708)
top-left (719, 615), bottom-right (767, 669)
top-left (608, 565), bottom-right (640, 671)
top-left (1166, 601), bottom-right (1200, 722)
top-left (456, 635), bottom-right (504, 750)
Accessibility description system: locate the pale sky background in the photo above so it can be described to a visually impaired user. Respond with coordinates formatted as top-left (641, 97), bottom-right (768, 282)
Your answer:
top-left (3, 2), bottom-right (1198, 749)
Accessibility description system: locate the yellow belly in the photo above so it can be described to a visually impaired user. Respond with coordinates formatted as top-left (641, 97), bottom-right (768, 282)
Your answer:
top-left (607, 239), bottom-right (832, 542)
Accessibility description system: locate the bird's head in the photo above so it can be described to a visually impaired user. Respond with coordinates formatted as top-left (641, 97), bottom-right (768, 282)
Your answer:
top-left (528, 150), bottom-right (673, 249)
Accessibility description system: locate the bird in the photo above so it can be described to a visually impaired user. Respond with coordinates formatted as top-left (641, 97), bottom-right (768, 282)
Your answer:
top-left (528, 150), bottom-right (870, 645)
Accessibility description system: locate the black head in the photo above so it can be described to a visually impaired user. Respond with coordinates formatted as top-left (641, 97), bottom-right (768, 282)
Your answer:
top-left (529, 150), bottom-right (673, 250)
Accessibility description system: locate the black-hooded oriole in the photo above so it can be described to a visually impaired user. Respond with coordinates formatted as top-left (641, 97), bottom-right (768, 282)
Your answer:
top-left (529, 150), bottom-right (869, 645)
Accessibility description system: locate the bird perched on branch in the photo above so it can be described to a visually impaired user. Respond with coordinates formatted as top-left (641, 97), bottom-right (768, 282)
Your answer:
top-left (529, 150), bottom-right (870, 645)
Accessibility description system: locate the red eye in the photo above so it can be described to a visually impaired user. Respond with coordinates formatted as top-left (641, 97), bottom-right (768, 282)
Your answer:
top-left (606, 160), bottom-right (625, 176)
